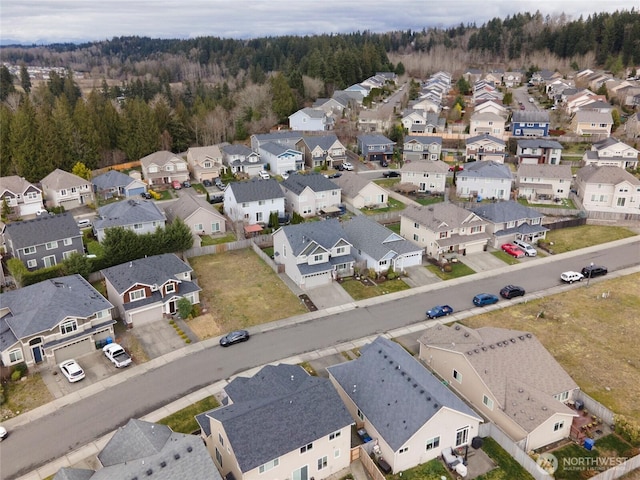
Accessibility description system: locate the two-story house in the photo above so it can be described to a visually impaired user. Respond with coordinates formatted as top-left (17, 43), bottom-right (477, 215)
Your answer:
top-left (574, 165), bottom-right (640, 212)
top-left (516, 139), bottom-right (563, 165)
top-left (288, 107), bottom-right (333, 132)
top-left (0, 176), bottom-right (45, 217)
top-left (295, 134), bottom-right (347, 170)
top-left (196, 364), bottom-right (353, 480)
top-left (471, 200), bottom-right (548, 247)
top-left (570, 110), bottom-right (613, 137)
top-left (280, 173), bottom-right (341, 218)
top-left (582, 137), bottom-right (639, 170)
top-left (400, 204), bottom-right (490, 259)
top-left (400, 110), bottom-right (442, 134)
top-left (272, 219), bottom-right (354, 288)
top-left (402, 136), bottom-right (442, 162)
top-left (329, 173), bottom-right (388, 210)
top-left (510, 111), bottom-right (551, 137)
top-left (357, 134), bottom-right (396, 164)
top-left (0, 274), bottom-right (115, 367)
top-left (40, 168), bottom-right (95, 210)
top-left (186, 145), bottom-right (227, 183)
top-left (2, 212), bottom-right (84, 270)
top-left (399, 160), bottom-right (449, 193)
top-left (221, 143), bottom-right (265, 179)
top-left (473, 99), bottom-right (508, 118)
top-left (456, 161), bottom-right (513, 201)
top-left (224, 178), bottom-right (286, 226)
top-left (93, 199), bottom-right (166, 242)
top-left (140, 151), bottom-right (190, 186)
top-left (258, 142), bottom-right (304, 176)
top-left (517, 164), bottom-right (573, 201)
top-left (92, 170), bottom-right (148, 200)
top-left (465, 134), bottom-right (506, 163)
top-left (469, 112), bottom-right (505, 136)
top-left (101, 253), bottom-right (201, 326)
top-left (163, 193), bottom-right (226, 236)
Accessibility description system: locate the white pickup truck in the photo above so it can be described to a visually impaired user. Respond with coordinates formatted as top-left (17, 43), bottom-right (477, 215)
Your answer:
top-left (103, 343), bottom-right (132, 368)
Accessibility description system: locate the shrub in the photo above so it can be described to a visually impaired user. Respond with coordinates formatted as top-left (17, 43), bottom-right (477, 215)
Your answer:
top-left (11, 370), bottom-right (22, 381)
top-left (185, 339), bottom-right (191, 344)
top-left (14, 362), bottom-right (28, 376)
top-left (615, 415), bottom-right (640, 446)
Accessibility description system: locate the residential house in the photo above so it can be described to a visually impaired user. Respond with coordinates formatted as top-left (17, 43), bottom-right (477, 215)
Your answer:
top-left (186, 145), bottom-right (226, 183)
top-left (0, 176), bottom-right (44, 218)
top-left (465, 134), bottom-right (506, 163)
top-left (566, 91), bottom-right (604, 114)
top-left (456, 161), bottom-right (513, 201)
top-left (571, 110), bottom-right (613, 137)
top-left (531, 69), bottom-right (562, 84)
top-left (473, 99), bottom-right (508, 118)
top-left (250, 131), bottom-right (303, 152)
top-left (624, 112), bottom-right (640, 138)
top-left (140, 151), bottom-right (190, 186)
top-left (221, 143), bottom-right (265, 178)
top-left (510, 111), bottom-right (551, 137)
top-left (196, 364), bottom-right (353, 480)
top-left (582, 137), bottom-right (639, 170)
top-left (2, 213), bottom-right (84, 270)
top-left (399, 160), bottom-right (448, 193)
top-left (328, 336), bottom-right (482, 475)
top-left (342, 215), bottom-right (423, 274)
top-left (280, 173), bottom-right (341, 218)
top-left (502, 71), bottom-right (523, 87)
top-left (357, 134), bottom-right (396, 164)
top-left (101, 253), bottom-right (201, 326)
top-left (272, 219), bottom-right (354, 288)
top-left (312, 96), bottom-right (348, 114)
top-left (295, 134), bottom-right (348, 170)
top-left (329, 173), bottom-right (388, 209)
top-left (580, 99), bottom-right (613, 114)
top-left (402, 136), bottom-right (442, 162)
top-left (224, 178), bottom-right (285, 226)
top-left (92, 170), bottom-right (147, 200)
top-left (418, 324), bottom-right (579, 451)
top-left (471, 200), bottom-right (548, 247)
top-left (469, 112), bottom-right (505, 137)
top-left (40, 169), bottom-right (95, 210)
top-left (410, 97), bottom-right (441, 113)
top-left (288, 107), bottom-right (333, 132)
top-left (54, 419), bottom-right (221, 480)
top-left (0, 274), bottom-right (114, 367)
top-left (163, 193), bottom-right (226, 236)
top-left (516, 139), bottom-right (563, 165)
top-left (400, 110), bottom-right (442, 134)
top-left (400, 204), bottom-right (490, 259)
top-left (463, 68), bottom-right (483, 83)
top-left (93, 199), bottom-right (166, 242)
top-left (517, 164), bottom-right (573, 201)
top-left (258, 142), bottom-right (304, 176)
top-left (574, 165), bottom-right (640, 212)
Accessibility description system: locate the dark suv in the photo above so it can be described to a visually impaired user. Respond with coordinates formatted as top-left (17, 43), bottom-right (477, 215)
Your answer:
top-left (500, 285), bottom-right (525, 299)
top-left (581, 265), bottom-right (607, 278)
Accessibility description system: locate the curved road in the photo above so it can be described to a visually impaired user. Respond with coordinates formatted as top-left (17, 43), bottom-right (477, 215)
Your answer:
top-left (1, 240), bottom-right (639, 479)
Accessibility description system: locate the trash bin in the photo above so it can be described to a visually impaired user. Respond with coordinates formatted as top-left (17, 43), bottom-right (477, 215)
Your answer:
top-left (584, 438), bottom-right (594, 450)
top-left (575, 399), bottom-right (584, 410)
top-left (105, 336), bottom-right (113, 345)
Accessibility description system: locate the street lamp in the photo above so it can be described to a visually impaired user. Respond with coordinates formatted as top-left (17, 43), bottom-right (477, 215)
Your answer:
top-left (586, 262), bottom-right (594, 286)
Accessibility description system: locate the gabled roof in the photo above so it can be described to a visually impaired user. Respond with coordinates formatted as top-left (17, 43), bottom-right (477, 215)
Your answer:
top-left (591, 137), bottom-right (636, 153)
top-left (458, 161), bottom-right (512, 180)
top-left (471, 200), bottom-right (543, 223)
top-left (470, 112), bottom-right (505, 122)
top-left (576, 165), bottom-right (640, 185)
top-left (357, 133), bottom-right (396, 147)
top-left (0, 176), bottom-right (41, 196)
top-left (187, 145), bottom-right (223, 161)
top-left (41, 169), bottom-right (89, 190)
top-left (517, 164), bottom-right (573, 180)
top-left (280, 173), bottom-right (339, 195)
top-left (466, 133), bottom-right (505, 146)
top-left (404, 135), bottom-right (442, 146)
top-left (300, 133), bottom-right (341, 151)
top-left (3, 212), bottom-right (80, 249)
top-left (140, 150), bottom-right (185, 167)
top-left (101, 253), bottom-right (193, 295)
top-left (572, 110), bottom-right (612, 123)
top-left (400, 204), bottom-right (488, 233)
top-left (342, 216), bottom-right (422, 261)
top-left (517, 139), bottom-right (563, 150)
top-left (251, 131), bottom-right (303, 148)
top-left (329, 173), bottom-right (382, 198)
top-left (290, 107), bottom-right (326, 119)
top-left (163, 193), bottom-right (225, 223)
top-left (227, 178), bottom-right (285, 203)
top-left (400, 160), bottom-right (449, 174)
top-left (0, 275), bottom-right (113, 341)
top-left (221, 143), bottom-right (254, 157)
top-left (260, 141), bottom-right (301, 157)
top-left (276, 218), bottom-right (350, 257)
top-left (419, 324), bottom-right (577, 433)
top-left (198, 365), bottom-right (353, 473)
top-left (511, 111), bottom-right (551, 123)
top-left (328, 337), bottom-right (480, 451)
top-left (92, 170), bottom-right (140, 190)
top-left (94, 199), bottom-right (165, 230)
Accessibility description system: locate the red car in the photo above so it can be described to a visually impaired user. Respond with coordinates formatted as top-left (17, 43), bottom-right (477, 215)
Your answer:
top-left (501, 243), bottom-right (525, 258)
top-left (448, 165), bottom-right (464, 172)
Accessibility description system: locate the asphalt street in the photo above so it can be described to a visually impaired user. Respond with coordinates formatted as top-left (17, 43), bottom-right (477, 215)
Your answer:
top-left (1, 239), bottom-right (639, 479)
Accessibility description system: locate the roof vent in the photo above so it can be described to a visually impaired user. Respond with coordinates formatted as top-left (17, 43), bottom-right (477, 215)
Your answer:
top-left (467, 351), bottom-right (473, 355)
top-left (413, 383), bottom-right (418, 388)
top-left (378, 349), bottom-right (382, 354)
top-left (526, 333), bottom-right (532, 338)
top-left (482, 347), bottom-right (487, 351)
top-left (474, 349), bottom-right (479, 353)
top-left (519, 336), bottom-right (525, 341)
top-left (455, 325), bottom-right (461, 330)
top-left (510, 338), bottom-right (516, 343)
top-left (542, 406), bottom-right (548, 411)
top-left (433, 403), bottom-right (439, 408)
top-left (518, 388), bottom-right (524, 393)
top-left (174, 453), bottom-right (180, 460)
top-left (401, 371), bottom-right (406, 376)
top-left (160, 461), bottom-right (166, 468)
top-left (146, 469), bottom-right (153, 476)
top-left (187, 446), bottom-right (193, 453)
top-left (490, 344), bottom-right (495, 349)
top-left (420, 389), bottom-right (425, 394)
top-left (426, 396), bottom-right (431, 401)
top-left (464, 333), bottom-right (470, 337)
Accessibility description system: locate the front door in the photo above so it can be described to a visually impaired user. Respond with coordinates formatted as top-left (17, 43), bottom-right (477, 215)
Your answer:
top-left (168, 300), bottom-right (176, 314)
top-left (293, 465), bottom-right (308, 480)
top-left (30, 338), bottom-right (44, 363)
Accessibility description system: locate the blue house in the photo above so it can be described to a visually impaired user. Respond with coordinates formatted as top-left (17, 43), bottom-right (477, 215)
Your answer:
top-left (357, 134), bottom-right (396, 164)
top-left (92, 170), bottom-right (148, 200)
top-left (511, 111), bottom-right (551, 137)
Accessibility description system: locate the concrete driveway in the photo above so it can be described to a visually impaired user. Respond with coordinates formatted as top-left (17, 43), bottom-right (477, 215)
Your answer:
top-left (460, 251), bottom-right (509, 272)
top-left (305, 282), bottom-right (354, 310)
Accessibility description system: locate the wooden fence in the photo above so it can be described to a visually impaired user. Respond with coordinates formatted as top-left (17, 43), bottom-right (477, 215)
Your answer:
top-left (357, 446), bottom-right (386, 480)
top-left (91, 160), bottom-right (142, 177)
top-left (184, 234), bottom-right (272, 258)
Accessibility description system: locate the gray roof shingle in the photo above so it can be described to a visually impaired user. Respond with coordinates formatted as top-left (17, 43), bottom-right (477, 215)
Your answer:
top-left (458, 161), bottom-right (512, 180)
top-left (227, 178), bottom-right (285, 203)
top-left (280, 173), bottom-right (339, 195)
top-left (278, 218), bottom-right (350, 257)
top-left (92, 170), bottom-right (138, 190)
top-left (3, 212), bottom-right (80, 249)
top-left (342, 215), bottom-right (422, 261)
top-left (471, 200), bottom-right (544, 223)
top-left (94, 199), bottom-right (165, 230)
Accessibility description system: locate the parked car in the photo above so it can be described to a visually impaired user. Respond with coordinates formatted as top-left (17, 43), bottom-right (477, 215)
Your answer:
top-left (103, 343), bottom-right (133, 368)
top-left (426, 305), bottom-right (453, 319)
top-left (581, 265), bottom-right (608, 278)
top-left (59, 359), bottom-right (85, 383)
top-left (203, 179), bottom-right (213, 187)
top-left (561, 271), bottom-right (584, 283)
top-left (220, 330), bottom-right (250, 347)
top-left (501, 243), bottom-right (525, 258)
top-left (182, 180), bottom-right (192, 188)
top-left (171, 180), bottom-right (182, 190)
top-left (0, 425), bottom-right (6, 442)
top-left (140, 192), bottom-right (152, 199)
top-left (281, 172), bottom-right (290, 180)
top-left (327, 172), bottom-right (342, 179)
top-left (209, 195), bottom-right (224, 204)
top-left (383, 171), bottom-right (400, 178)
top-left (448, 165), bottom-right (464, 172)
top-left (258, 170), bottom-right (270, 180)
top-left (341, 162), bottom-right (354, 171)
top-left (36, 209), bottom-right (51, 216)
top-left (512, 239), bottom-right (537, 256)
top-left (500, 285), bottom-right (526, 299)
top-left (214, 177), bottom-right (225, 189)
top-left (76, 219), bottom-right (92, 229)
top-left (473, 293), bottom-right (499, 306)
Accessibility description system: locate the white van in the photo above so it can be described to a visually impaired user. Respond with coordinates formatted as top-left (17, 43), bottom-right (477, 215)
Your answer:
top-left (77, 219), bottom-right (92, 229)
top-left (513, 239), bottom-right (537, 256)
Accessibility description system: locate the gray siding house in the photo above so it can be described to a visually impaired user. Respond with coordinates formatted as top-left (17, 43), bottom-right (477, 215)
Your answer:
top-left (94, 199), bottom-right (166, 242)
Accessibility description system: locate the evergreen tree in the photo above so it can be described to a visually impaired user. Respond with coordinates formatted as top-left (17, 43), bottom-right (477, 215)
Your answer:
top-left (9, 98), bottom-right (41, 181)
top-left (119, 98), bottom-right (160, 160)
top-left (0, 104), bottom-right (13, 176)
top-left (0, 65), bottom-right (15, 101)
top-left (270, 73), bottom-right (297, 122)
top-left (19, 64), bottom-right (31, 94)
top-left (63, 252), bottom-right (93, 279)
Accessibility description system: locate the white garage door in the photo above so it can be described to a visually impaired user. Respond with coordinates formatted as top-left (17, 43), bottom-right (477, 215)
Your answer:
top-left (302, 271), bottom-right (331, 289)
top-left (128, 305), bottom-right (163, 326)
top-left (53, 337), bottom-right (94, 364)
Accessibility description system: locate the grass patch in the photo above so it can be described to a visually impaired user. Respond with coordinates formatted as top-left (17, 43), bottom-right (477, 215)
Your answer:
top-left (298, 361), bottom-right (318, 376)
top-left (461, 273), bottom-right (640, 422)
top-left (339, 277), bottom-right (410, 300)
top-left (374, 178), bottom-right (401, 189)
top-left (157, 396), bottom-right (219, 434)
top-left (415, 195), bottom-right (445, 206)
top-left (551, 443), bottom-right (599, 480)
top-left (263, 247), bottom-right (275, 257)
top-left (594, 433), bottom-right (633, 457)
top-left (200, 233), bottom-right (237, 246)
top-left (91, 279), bottom-right (107, 297)
top-left (386, 458), bottom-right (453, 480)
top-left (544, 225), bottom-right (636, 253)
top-left (385, 223), bottom-right (401, 234)
top-left (86, 240), bottom-right (104, 257)
top-left (0, 373), bottom-right (53, 420)
top-left (192, 184), bottom-right (207, 194)
top-left (476, 437), bottom-right (535, 480)
top-left (517, 197), bottom-right (577, 209)
top-left (491, 250), bottom-right (521, 265)
top-left (362, 197), bottom-right (405, 215)
top-left (426, 262), bottom-right (476, 280)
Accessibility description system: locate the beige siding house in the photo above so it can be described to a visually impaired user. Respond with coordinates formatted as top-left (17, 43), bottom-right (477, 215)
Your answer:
top-left (419, 324), bottom-right (579, 451)
top-left (399, 160), bottom-right (449, 193)
top-left (163, 193), bottom-right (226, 235)
top-left (574, 164), bottom-right (640, 212)
top-left (582, 137), bottom-right (639, 170)
top-left (329, 173), bottom-right (388, 209)
top-left (469, 112), bottom-right (505, 136)
top-left (40, 169), bottom-right (95, 209)
top-left (140, 150), bottom-right (190, 186)
top-left (186, 145), bottom-right (226, 183)
top-left (517, 164), bottom-right (573, 201)
top-left (0, 176), bottom-right (45, 217)
top-left (571, 111), bottom-right (613, 136)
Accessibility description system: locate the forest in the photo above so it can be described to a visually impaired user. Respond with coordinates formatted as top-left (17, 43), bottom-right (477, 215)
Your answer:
top-left (0, 9), bottom-right (638, 182)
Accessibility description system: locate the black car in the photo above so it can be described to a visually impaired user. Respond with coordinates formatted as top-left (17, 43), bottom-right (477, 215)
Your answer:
top-left (183, 180), bottom-right (192, 188)
top-left (219, 330), bottom-right (250, 347)
top-left (383, 171), bottom-right (400, 178)
top-left (328, 172), bottom-right (342, 179)
top-left (203, 179), bottom-right (213, 187)
top-left (140, 192), bottom-right (152, 199)
top-left (209, 195), bottom-right (224, 204)
top-left (581, 265), bottom-right (607, 278)
top-left (500, 285), bottom-right (526, 299)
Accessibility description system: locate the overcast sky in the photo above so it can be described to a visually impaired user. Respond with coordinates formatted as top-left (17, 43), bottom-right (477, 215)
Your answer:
top-left (0, 1), bottom-right (634, 45)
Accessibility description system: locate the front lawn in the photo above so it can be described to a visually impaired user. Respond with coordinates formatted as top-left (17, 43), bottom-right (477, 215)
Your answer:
top-left (543, 225), bottom-right (636, 253)
top-left (157, 396), bottom-right (220, 434)
top-left (339, 277), bottom-right (410, 300)
top-left (491, 250), bottom-right (521, 265)
top-left (0, 373), bottom-right (53, 421)
top-left (362, 197), bottom-right (405, 215)
top-left (426, 262), bottom-right (476, 280)
top-left (374, 178), bottom-right (401, 189)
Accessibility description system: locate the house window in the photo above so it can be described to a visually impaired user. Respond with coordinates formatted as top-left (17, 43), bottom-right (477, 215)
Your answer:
top-left (256, 212), bottom-right (263, 222)
top-left (554, 421), bottom-right (565, 432)
top-left (483, 395), bottom-right (494, 410)
top-left (313, 254), bottom-right (323, 262)
top-left (334, 449), bottom-right (340, 458)
top-left (63, 238), bottom-right (73, 246)
top-left (27, 259), bottom-right (37, 268)
top-left (317, 456), bottom-right (328, 470)
top-left (218, 433), bottom-right (224, 446)
top-left (60, 320), bottom-right (78, 335)
top-left (165, 283), bottom-right (176, 294)
top-left (43, 255), bottom-right (56, 268)
top-left (165, 164), bottom-right (174, 171)
top-left (211, 222), bottom-right (220, 232)
top-left (470, 226), bottom-right (482, 233)
top-left (336, 246), bottom-right (345, 255)
top-left (259, 200), bottom-right (265, 206)
top-left (439, 231), bottom-right (448, 239)
top-left (425, 436), bottom-right (440, 451)
top-left (149, 166), bottom-right (158, 173)
top-left (60, 189), bottom-right (67, 196)
top-left (258, 458), bottom-right (279, 473)
top-left (300, 442), bottom-right (313, 453)
top-left (71, 187), bottom-right (77, 193)
top-left (194, 223), bottom-right (203, 231)
top-left (455, 426), bottom-right (469, 447)
top-left (357, 409), bottom-right (364, 421)
top-left (96, 310), bottom-right (106, 319)
top-left (215, 447), bottom-right (222, 467)
top-left (203, 161), bottom-right (212, 168)
top-left (453, 369), bottom-right (462, 383)
top-left (133, 223), bottom-right (143, 230)
top-left (9, 349), bottom-right (23, 363)
top-left (129, 289), bottom-right (146, 301)
top-left (23, 246), bottom-right (36, 255)
top-left (329, 431), bottom-right (341, 441)
top-left (399, 447), bottom-right (409, 454)
top-left (63, 250), bottom-right (77, 259)
top-left (413, 234), bottom-right (419, 242)
top-left (554, 391), bottom-right (569, 402)
top-left (46, 241), bottom-right (58, 250)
